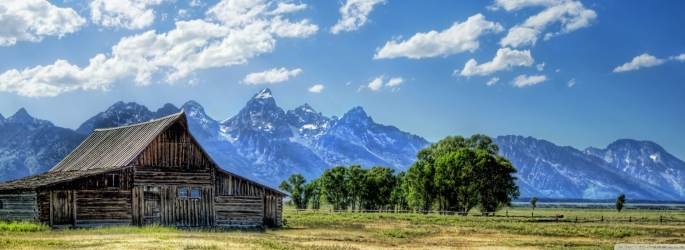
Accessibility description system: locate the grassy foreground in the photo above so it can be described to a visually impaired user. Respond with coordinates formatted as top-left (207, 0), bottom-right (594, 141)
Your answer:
top-left (1, 207), bottom-right (684, 249)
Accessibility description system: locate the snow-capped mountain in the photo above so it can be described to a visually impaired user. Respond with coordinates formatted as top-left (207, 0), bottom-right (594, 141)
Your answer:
top-left (0, 109), bottom-right (86, 182)
top-left (584, 140), bottom-right (685, 198)
top-left (495, 135), bottom-right (682, 200)
top-left (2, 89), bottom-right (684, 201)
top-left (286, 103), bottom-right (334, 139)
top-left (75, 101), bottom-right (157, 134)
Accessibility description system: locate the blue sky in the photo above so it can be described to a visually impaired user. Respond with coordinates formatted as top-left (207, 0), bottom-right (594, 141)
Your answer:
top-left (0, 0), bottom-right (684, 160)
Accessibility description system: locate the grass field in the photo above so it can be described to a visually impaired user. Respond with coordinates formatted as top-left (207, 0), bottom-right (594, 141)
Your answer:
top-left (1, 206), bottom-right (684, 249)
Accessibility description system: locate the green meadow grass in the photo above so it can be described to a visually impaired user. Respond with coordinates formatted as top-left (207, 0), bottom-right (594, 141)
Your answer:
top-left (0, 206), bottom-right (683, 249)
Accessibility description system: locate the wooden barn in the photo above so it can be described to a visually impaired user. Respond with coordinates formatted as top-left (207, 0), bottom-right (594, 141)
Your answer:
top-left (0, 112), bottom-right (285, 228)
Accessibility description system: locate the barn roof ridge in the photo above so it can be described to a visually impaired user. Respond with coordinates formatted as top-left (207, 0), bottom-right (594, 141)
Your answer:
top-left (93, 111), bottom-right (185, 132)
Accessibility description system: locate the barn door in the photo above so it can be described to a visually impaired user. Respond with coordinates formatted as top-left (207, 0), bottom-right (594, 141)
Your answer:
top-left (51, 190), bottom-right (73, 225)
top-left (142, 186), bottom-right (161, 225)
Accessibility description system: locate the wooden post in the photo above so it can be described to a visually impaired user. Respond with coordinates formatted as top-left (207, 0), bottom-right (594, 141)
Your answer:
top-left (49, 190), bottom-right (53, 227)
top-left (660, 215), bottom-right (662, 224)
top-left (601, 215), bottom-right (603, 222)
top-left (72, 190), bottom-right (77, 227)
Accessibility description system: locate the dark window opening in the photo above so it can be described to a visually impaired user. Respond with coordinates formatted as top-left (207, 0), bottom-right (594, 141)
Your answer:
top-left (179, 189), bottom-right (188, 198)
top-left (0, 200), bottom-right (3, 209)
top-left (190, 189), bottom-right (200, 198)
top-left (107, 174), bottom-right (120, 189)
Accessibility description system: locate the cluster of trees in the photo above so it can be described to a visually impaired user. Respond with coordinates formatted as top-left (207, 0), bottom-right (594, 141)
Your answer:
top-left (279, 134), bottom-right (521, 213)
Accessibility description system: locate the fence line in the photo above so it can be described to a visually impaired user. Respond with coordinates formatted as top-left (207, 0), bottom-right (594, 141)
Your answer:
top-left (282, 208), bottom-right (685, 224)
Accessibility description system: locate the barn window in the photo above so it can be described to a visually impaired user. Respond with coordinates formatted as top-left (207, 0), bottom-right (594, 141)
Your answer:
top-left (0, 200), bottom-right (3, 209)
top-left (179, 189), bottom-right (188, 198)
top-left (107, 174), bottom-right (120, 189)
top-left (190, 189), bottom-right (200, 199)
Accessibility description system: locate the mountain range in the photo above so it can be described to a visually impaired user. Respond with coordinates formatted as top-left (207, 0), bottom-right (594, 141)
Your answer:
top-left (1, 88), bottom-right (683, 201)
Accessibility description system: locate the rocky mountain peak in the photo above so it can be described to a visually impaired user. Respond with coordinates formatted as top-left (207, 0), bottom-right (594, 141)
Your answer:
top-left (286, 103), bottom-right (327, 128)
top-left (220, 89), bottom-right (292, 141)
top-left (75, 101), bottom-right (155, 134)
top-left (5, 108), bottom-right (51, 126)
top-left (339, 106), bottom-right (372, 125)
top-left (0, 113), bottom-right (4, 122)
top-left (155, 103), bottom-right (181, 118)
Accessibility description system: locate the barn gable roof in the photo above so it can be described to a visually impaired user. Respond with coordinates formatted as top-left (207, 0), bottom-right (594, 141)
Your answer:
top-left (50, 112), bottom-right (184, 172)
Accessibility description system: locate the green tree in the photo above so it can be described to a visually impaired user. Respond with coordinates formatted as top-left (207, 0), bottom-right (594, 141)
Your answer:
top-left (391, 171), bottom-right (409, 212)
top-left (346, 165), bottom-right (366, 212)
top-left (279, 174), bottom-right (308, 210)
top-left (474, 153), bottom-right (520, 213)
top-left (616, 194), bottom-right (626, 212)
top-left (530, 197), bottom-right (538, 211)
top-left (321, 166), bottom-right (349, 211)
top-left (360, 166), bottom-right (395, 211)
top-left (404, 160), bottom-right (436, 213)
top-left (304, 178), bottom-right (322, 210)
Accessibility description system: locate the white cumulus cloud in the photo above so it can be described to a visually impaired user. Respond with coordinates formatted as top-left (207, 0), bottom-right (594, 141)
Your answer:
top-left (459, 48), bottom-right (534, 76)
top-left (331, 0), bottom-right (386, 34)
top-left (670, 54), bottom-right (685, 61)
top-left (536, 62), bottom-right (545, 71)
top-left (243, 68), bottom-right (302, 85)
top-left (366, 76), bottom-right (403, 91)
top-left (0, 0), bottom-right (86, 46)
top-left (386, 77), bottom-right (404, 87)
top-left (308, 84), bottom-right (324, 93)
top-left (374, 14), bottom-right (504, 59)
top-left (0, 0), bottom-right (318, 97)
top-left (90, 0), bottom-right (165, 30)
top-left (497, 0), bottom-right (597, 48)
top-left (613, 54), bottom-right (665, 73)
top-left (486, 77), bottom-right (499, 86)
top-left (511, 74), bottom-right (547, 87)
top-left (368, 77), bottom-right (383, 91)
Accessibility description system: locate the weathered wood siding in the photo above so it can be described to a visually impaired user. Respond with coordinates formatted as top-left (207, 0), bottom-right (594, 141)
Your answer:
top-left (215, 196), bottom-right (263, 227)
top-left (42, 168), bottom-right (134, 190)
top-left (49, 190), bottom-right (74, 226)
top-left (133, 121), bottom-right (214, 171)
top-left (76, 190), bottom-right (131, 227)
top-left (0, 192), bottom-right (37, 221)
top-left (133, 186), bottom-right (213, 227)
top-left (215, 171), bottom-right (282, 197)
top-left (262, 196), bottom-right (282, 227)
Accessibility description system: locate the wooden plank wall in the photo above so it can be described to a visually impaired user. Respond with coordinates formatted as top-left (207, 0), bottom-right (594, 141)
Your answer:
top-left (133, 121), bottom-right (214, 171)
top-left (43, 168), bottom-right (134, 191)
top-left (133, 186), bottom-right (213, 227)
top-left (134, 171), bottom-right (210, 186)
top-left (37, 190), bottom-right (50, 223)
top-left (215, 196), bottom-right (264, 227)
top-left (76, 190), bottom-right (131, 227)
top-left (0, 192), bottom-right (37, 221)
top-left (215, 171), bottom-right (283, 197)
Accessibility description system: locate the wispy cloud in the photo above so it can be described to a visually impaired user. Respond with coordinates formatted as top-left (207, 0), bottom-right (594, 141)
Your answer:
top-left (460, 48), bottom-right (534, 76)
top-left (511, 74), bottom-right (547, 87)
top-left (495, 0), bottom-right (597, 48)
top-left (486, 77), bottom-right (499, 86)
top-left (308, 84), bottom-right (324, 93)
top-left (374, 14), bottom-right (503, 59)
top-left (613, 54), bottom-right (664, 73)
top-left (331, 0), bottom-right (386, 34)
top-left (567, 78), bottom-right (576, 87)
top-left (243, 68), bottom-right (303, 85)
top-left (90, 0), bottom-right (165, 30)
